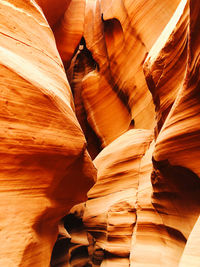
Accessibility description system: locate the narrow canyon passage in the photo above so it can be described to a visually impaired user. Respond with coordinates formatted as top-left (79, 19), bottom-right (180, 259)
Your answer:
top-left (0, 0), bottom-right (200, 267)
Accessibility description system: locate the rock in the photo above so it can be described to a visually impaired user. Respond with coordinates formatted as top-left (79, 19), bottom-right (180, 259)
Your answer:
top-left (0, 0), bottom-right (96, 266)
top-left (61, 0), bottom-right (200, 266)
top-left (179, 215), bottom-right (200, 267)
top-left (2, 0), bottom-right (200, 266)
top-left (35, 0), bottom-right (71, 27)
top-left (64, 130), bottom-right (153, 266)
top-left (153, 0), bottom-right (200, 178)
top-left (144, 0), bottom-right (188, 135)
top-left (84, 130), bottom-right (153, 266)
top-left (54, 0), bottom-right (85, 68)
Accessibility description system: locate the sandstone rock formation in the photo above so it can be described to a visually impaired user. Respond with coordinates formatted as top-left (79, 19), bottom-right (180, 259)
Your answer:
top-left (1, 0), bottom-right (200, 266)
top-left (0, 0), bottom-right (96, 266)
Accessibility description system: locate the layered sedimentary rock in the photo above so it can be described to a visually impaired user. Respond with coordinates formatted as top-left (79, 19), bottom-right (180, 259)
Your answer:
top-left (54, 0), bottom-right (85, 68)
top-left (0, 1), bottom-right (96, 266)
top-left (56, 0), bottom-right (200, 266)
top-left (179, 215), bottom-right (200, 267)
top-left (59, 0), bottom-right (182, 156)
top-left (152, 0), bottom-right (200, 178)
top-left (144, 0), bottom-right (189, 135)
top-left (83, 130), bottom-right (153, 266)
top-left (1, 0), bottom-right (200, 266)
top-left (35, 0), bottom-right (72, 27)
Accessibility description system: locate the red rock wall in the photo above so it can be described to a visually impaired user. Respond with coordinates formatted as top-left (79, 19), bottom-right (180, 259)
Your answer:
top-left (1, 0), bottom-right (200, 266)
top-left (0, 1), bottom-right (96, 266)
top-left (55, 0), bottom-right (200, 266)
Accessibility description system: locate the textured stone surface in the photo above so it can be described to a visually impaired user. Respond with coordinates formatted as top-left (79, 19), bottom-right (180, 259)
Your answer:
top-left (60, 0), bottom-right (200, 266)
top-left (1, 0), bottom-right (200, 266)
top-left (0, 1), bottom-right (96, 266)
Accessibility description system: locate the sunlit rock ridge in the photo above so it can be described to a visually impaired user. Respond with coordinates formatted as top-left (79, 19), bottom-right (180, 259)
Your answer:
top-left (0, 0), bottom-right (200, 266)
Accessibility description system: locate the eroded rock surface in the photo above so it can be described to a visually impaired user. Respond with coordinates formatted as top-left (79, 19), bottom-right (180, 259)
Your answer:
top-left (0, 0), bottom-right (96, 266)
top-left (1, 0), bottom-right (200, 266)
top-left (56, 0), bottom-right (200, 266)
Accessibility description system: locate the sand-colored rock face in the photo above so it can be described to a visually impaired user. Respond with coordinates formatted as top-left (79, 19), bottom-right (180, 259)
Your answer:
top-left (35, 0), bottom-right (72, 27)
top-left (55, 0), bottom-right (200, 266)
top-left (84, 130), bottom-right (153, 266)
top-left (1, 0), bottom-right (200, 266)
top-left (61, 0), bottom-right (181, 156)
top-left (0, 0), bottom-right (96, 266)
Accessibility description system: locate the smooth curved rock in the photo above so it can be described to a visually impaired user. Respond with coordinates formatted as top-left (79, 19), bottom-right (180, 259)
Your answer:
top-left (179, 215), bottom-right (200, 267)
top-left (144, 0), bottom-right (188, 135)
top-left (63, 130), bottom-right (153, 266)
top-left (54, 0), bottom-right (85, 68)
top-left (2, 0), bottom-right (200, 266)
top-left (61, 0), bottom-right (200, 266)
top-left (35, 0), bottom-right (71, 27)
top-left (0, 1), bottom-right (96, 266)
top-left (153, 0), bottom-right (200, 177)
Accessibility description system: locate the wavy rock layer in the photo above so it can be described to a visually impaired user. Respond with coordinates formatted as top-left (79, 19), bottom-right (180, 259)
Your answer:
top-left (1, 0), bottom-right (200, 266)
top-left (58, 0), bottom-right (182, 157)
top-left (56, 0), bottom-right (200, 266)
top-left (84, 130), bottom-right (153, 266)
top-left (0, 1), bottom-right (96, 266)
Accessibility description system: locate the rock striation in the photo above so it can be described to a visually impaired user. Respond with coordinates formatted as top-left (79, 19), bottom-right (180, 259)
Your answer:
top-left (0, 0), bottom-right (96, 266)
top-left (1, 0), bottom-right (200, 266)
top-left (55, 0), bottom-right (200, 266)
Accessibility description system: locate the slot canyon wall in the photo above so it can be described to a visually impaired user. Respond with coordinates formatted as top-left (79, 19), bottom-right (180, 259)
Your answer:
top-left (0, 0), bottom-right (200, 266)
